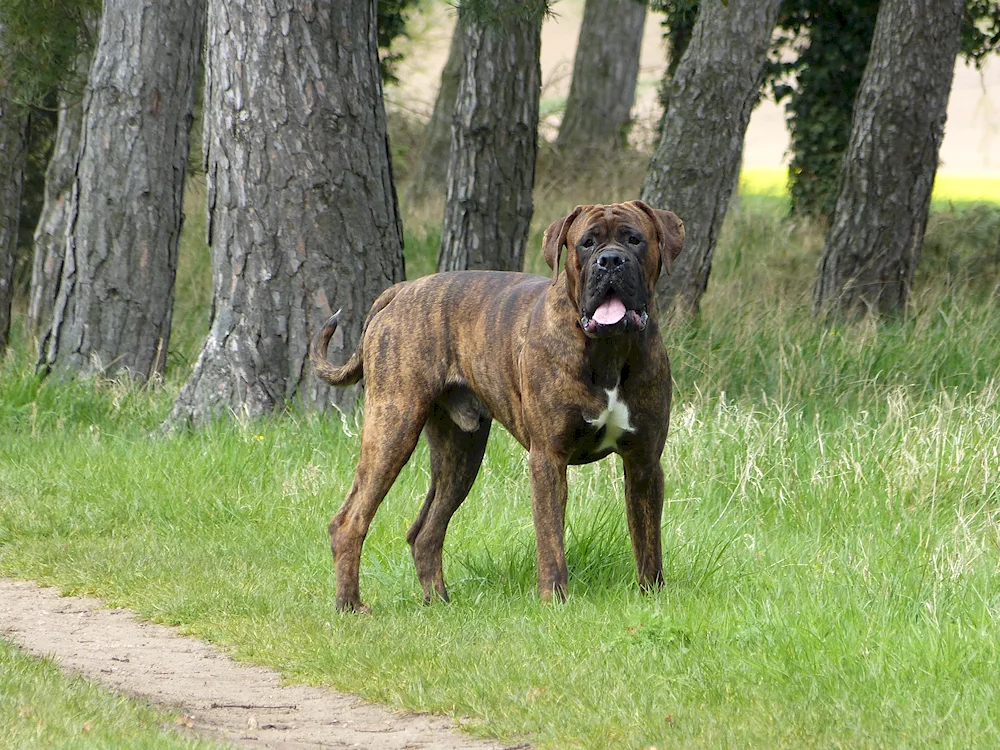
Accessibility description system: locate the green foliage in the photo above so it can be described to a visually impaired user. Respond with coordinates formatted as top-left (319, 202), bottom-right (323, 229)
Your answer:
top-left (0, 0), bottom-right (98, 105)
top-left (652, 0), bottom-right (699, 78)
top-left (378, 0), bottom-right (422, 84)
top-left (771, 0), bottom-right (1000, 220)
top-left (650, 0), bottom-right (699, 139)
top-left (769, 0), bottom-right (879, 220)
top-left (962, 0), bottom-right (1000, 66)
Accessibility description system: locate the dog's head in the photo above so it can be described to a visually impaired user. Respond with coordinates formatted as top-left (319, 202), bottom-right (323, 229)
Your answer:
top-left (542, 201), bottom-right (685, 337)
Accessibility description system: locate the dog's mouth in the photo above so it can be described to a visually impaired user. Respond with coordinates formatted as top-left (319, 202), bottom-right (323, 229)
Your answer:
top-left (580, 291), bottom-right (647, 335)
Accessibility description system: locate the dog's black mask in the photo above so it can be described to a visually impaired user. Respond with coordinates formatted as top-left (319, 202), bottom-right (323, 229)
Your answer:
top-left (577, 224), bottom-right (650, 337)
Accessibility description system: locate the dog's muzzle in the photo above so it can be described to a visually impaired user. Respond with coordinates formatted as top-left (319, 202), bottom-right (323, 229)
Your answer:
top-left (579, 249), bottom-right (648, 336)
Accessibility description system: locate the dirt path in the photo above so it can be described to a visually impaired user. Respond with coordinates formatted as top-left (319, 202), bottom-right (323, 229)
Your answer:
top-left (0, 579), bottom-right (527, 750)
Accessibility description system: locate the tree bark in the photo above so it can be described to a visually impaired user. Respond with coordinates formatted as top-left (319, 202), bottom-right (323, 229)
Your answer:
top-left (0, 70), bottom-right (29, 358)
top-left (437, 0), bottom-right (545, 273)
top-left (27, 41), bottom-right (94, 340)
top-left (641, 0), bottom-right (782, 317)
top-left (406, 24), bottom-right (463, 205)
top-left (165, 0), bottom-right (405, 428)
top-left (39, 0), bottom-right (205, 381)
top-left (556, 0), bottom-right (646, 152)
top-left (813, 0), bottom-right (965, 318)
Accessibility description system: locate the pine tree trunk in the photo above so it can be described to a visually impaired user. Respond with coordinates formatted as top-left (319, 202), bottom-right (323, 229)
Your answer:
top-left (39, 0), bottom-right (205, 380)
top-left (437, 0), bottom-right (545, 273)
top-left (813, 0), bottom-right (965, 318)
top-left (0, 78), bottom-right (29, 358)
top-left (165, 0), bottom-right (405, 428)
top-left (556, 0), bottom-right (646, 152)
top-left (407, 25), bottom-right (463, 205)
top-left (27, 56), bottom-right (92, 340)
top-left (641, 0), bottom-right (782, 317)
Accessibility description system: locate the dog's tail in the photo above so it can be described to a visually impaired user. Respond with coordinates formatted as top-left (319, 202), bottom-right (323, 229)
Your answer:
top-left (310, 286), bottom-right (402, 387)
top-left (310, 311), bottom-right (362, 387)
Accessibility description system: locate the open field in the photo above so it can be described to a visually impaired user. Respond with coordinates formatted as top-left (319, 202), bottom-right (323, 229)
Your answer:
top-left (3, 175), bottom-right (1000, 747)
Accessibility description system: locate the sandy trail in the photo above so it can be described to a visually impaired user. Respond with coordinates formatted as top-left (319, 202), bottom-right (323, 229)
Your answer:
top-left (0, 579), bottom-right (527, 750)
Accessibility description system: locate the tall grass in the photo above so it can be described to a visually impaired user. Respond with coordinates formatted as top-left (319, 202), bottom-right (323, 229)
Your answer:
top-left (2, 155), bottom-right (1000, 747)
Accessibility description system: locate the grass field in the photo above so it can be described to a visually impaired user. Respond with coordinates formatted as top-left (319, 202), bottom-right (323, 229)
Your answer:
top-left (2, 172), bottom-right (1000, 748)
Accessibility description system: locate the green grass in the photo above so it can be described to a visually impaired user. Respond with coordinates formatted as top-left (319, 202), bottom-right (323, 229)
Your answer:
top-left (0, 640), bottom-right (223, 749)
top-left (2, 184), bottom-right (1000, 748)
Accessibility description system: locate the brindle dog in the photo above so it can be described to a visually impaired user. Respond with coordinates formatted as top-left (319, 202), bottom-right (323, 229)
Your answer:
top-left (311, 200), bottom-right (684, 612)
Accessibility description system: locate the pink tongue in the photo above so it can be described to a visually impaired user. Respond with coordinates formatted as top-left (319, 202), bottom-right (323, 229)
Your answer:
top-left (592, 296), bottom-right (626, 325)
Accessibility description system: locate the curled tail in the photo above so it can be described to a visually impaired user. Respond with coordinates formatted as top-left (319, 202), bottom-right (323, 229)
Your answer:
top-left (310, 285), bottom-right (403, 388)
top-left (310, 310), bottom-right (363, 387)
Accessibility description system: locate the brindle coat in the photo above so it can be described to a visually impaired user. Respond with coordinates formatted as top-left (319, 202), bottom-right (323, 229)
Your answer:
top-left (311, 200), bottom-right (685, 612)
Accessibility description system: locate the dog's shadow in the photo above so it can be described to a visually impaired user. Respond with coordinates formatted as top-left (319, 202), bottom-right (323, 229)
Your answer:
top-left (446, 513), bottom-right (744, 604)
top-left (449, 502), bottom-right (639, 599)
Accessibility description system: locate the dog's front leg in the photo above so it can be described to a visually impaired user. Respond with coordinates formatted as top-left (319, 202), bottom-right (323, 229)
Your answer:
top-left (529, 449), bottom-right (569, 602)
top-left (622, 454), bottom-right (665, 591)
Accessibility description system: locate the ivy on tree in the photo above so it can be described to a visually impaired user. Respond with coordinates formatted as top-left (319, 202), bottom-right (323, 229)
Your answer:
top-left (657, 0), bottom-right (1000, 221)
top-left (770, 0), bottom-right (999, 220)
top-left (378, 0), bottom-right (421, 84)
top-left (768, 0), bottom-right (880, 220)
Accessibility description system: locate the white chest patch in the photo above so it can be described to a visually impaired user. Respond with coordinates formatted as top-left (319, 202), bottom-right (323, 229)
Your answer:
top-left (586, 387), bottom-right (634, 452)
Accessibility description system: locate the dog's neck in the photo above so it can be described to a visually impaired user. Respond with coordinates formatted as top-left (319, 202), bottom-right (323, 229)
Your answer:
top-left (583, 327), bottom-right (654, 391)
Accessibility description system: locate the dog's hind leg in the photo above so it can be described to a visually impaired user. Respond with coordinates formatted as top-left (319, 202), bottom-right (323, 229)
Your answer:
top-left (330, 401), bottom-right (427, 613)
top-left (407, 402), bottom-right (492, 604)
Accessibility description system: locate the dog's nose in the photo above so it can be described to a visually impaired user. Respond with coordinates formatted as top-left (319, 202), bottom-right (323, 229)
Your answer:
top-left (596, 250), bottom-right (627, 270)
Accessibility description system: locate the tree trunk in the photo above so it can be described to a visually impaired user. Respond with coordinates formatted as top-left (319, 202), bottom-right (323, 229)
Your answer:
top-left (165, 0), bottom-right (405, 428)
top-left (39, 0), bottom-right (205, 381)
top-left (556, 0), bottom-right (646, 152)
top-left (406, 25), bottom-right (463, 205)
top-left (437, 0), bottom-right (545, 273)
top-left (0, 73), bottom-right (29, 358)
top-left (641, 0), bottom-right (782, 317)
top-left (27, 42), bottom-right (94, 340)
top-left (813, 0), bottom-right (965, 318)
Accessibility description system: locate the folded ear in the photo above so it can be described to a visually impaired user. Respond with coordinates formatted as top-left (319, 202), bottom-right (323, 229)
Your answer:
top-left (542, 206), bottom-right (584, 283)
top-left (629, 200), bottom-right (685, 275)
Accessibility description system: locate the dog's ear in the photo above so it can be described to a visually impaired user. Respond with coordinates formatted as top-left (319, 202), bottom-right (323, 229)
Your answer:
top-left (542, 206), bottom-right (584, 283)
top-left (630, 200), bottom-right (685, 275)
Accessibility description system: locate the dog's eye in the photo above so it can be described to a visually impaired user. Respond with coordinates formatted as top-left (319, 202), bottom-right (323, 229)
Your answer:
top-left (627, 235), bottom-right (642, 246)
top-left (581, 238), bottom-right (594, 249)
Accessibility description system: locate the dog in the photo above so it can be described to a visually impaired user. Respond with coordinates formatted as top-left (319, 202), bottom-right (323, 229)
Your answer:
top-left (311, 200), bottom-right (684, 612)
